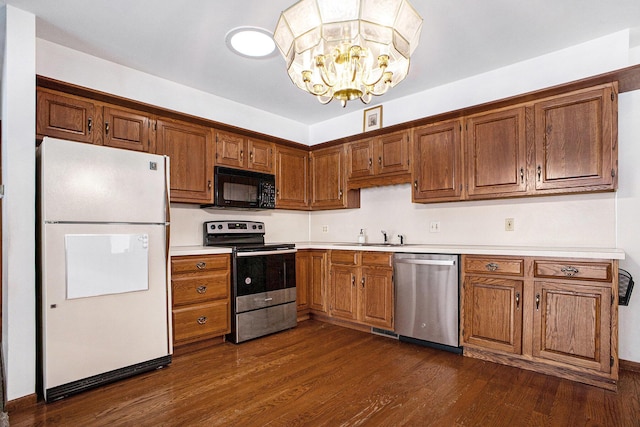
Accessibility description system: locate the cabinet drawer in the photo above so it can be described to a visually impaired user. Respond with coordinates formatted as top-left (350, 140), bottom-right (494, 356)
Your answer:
top-left (464, 256), bottom-right (524, 276)
top-left (534, 260), bottom-right (613, 282)
top-left (331, 250), bottom-right (359, 266)
top-left (172, 271), bottom-right (229, 306)
top-left (172, 254), bottom-right (229, 274)
top-left (173, 300), bottom-right (230, 344)
top-left (361, 251), bottom-right (393, 267)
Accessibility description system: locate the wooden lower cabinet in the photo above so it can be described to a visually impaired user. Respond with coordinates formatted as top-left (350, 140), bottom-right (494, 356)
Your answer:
top-left (171, 254), bottom-right (230, 347)
top-left (461, 255), bottom-right (618, 390)
top-left (328, 251), bottom-right (394, 329)
top-left (295, 250), bottom-right (328, 318)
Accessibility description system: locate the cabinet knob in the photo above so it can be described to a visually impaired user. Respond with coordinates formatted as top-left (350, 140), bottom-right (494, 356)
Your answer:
top-left (413, 181), bottom-right (418, 190)
top-left (520, 167), bottom-right (524, 184)
top-left (105, 121), bottom-right (110, 136)
top-left (368, 158), bottom-right (372, 168)
top-left (485, 262), bottom-right (499, 272)
top-left (196, 262), bottom-right (206, 270)
top-left (378, 156), bottom-right (382, 165)
top-left (240, 150), bottom-right (244, 161)
top-left (196, 285), bottom-right (207, 294)
top-left (537, 165), bottom-right (542, 181)
top-left (361, 277), bottom-right (365, 288)
top-left (197, 316), bottom-right (208, 325)
top-left (351, 275), bottom-right (355, 287)
top-left (207, 180), bottom-right (212, 190)
top-left (535, 293), bottom-right (540, 311)
top-left (87, 118), bottom-right (93, 134)
top-left (515, 292), bottom-right (520, 310)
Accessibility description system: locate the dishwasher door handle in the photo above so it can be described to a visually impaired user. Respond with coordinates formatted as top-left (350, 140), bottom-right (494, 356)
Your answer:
top-left (394, 259), bottom-right (456, 266)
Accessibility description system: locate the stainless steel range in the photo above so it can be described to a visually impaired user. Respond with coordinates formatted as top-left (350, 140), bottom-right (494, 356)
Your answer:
top-left (203, 220), bottom-right (297, 343)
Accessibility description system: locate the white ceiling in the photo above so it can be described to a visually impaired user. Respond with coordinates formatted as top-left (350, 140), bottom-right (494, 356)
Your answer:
top-left (3, 0), bottom-right (640, 125)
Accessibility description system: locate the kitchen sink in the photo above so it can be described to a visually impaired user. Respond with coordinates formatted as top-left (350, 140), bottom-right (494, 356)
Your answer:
top-left (334, 242), bottom-right (406, 247)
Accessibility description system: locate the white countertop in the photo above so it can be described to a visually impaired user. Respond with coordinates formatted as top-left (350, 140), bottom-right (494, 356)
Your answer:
top-left (171, 242), bottom-right (625, 260)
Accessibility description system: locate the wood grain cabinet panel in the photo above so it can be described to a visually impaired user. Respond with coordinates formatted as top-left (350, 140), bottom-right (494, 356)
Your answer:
top-left (347, 130), bottom-right (410, 189)
top-left (330, 265), bottom-right (358, 321)
top-left (534, 85), bottom-right (617, 192)
top-left (466, 107), bottom-right (527, 198)
top-left (103, 106), bottom-right (153, 152)
top-left (247, 138), bottom-right (274, 173)
top-left (275, 145), bottom-right (310, 210)
top-left (171, 254), bottom-right (231, 347)
top-left (360, 266), bottom-right (394, 329)
top-left (412, 120), bottom-right (464, 202)
top-left (36, 89), bottom-right (98, 144)
top-left (215, 130), bottom-right (274, 173)
top-left (156, 118), bottom-right (214, 204)
top-left (311, 146), bottom-right (359, 210)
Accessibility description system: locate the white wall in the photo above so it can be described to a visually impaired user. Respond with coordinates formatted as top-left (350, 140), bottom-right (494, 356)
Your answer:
top-left (617, 90), bottom-right (640, 362)
top-left (36, 40), bottom-right (309, 145)
top-left (1, 5), bottom-right (36, 401)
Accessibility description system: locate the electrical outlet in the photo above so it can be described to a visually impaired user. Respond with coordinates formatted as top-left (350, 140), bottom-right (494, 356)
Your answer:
top-left (505, 218), bottom-right (515, 231)
top-left (429, 221), bottom-right (441, 233)
top-left (322, 225), bottom-right (329, 233)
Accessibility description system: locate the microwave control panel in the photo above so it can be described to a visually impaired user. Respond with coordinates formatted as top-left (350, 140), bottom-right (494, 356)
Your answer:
top-left (260, 181), bottom-right (276, 208)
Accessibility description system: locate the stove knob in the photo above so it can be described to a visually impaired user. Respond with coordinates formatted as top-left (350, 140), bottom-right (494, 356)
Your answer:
top-left (218, 224), bottom-right (223, 229)
top-left (258, 225), bottom-right (263, 229)
top-left (252, 225), bottom-right (257, 229)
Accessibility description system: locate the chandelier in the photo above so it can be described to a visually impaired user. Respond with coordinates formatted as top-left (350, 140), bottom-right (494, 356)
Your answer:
top-left (273, 0), bottom-right (423, 107)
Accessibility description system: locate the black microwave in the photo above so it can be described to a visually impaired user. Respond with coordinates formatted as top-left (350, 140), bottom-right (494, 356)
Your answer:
top-left (202, 166), bottom-right (276, 209)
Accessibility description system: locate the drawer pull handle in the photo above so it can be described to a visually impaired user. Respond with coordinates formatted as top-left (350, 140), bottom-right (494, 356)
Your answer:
top-left (264, 297), bottom-right (273, 302)
top-left (535, 293), bottom-right (540, 311)
top-left (515, 292), bottom-right (520, 310)
top-left (196, 285), bottom-right (207, 294)
top-left (485, 263), bottom-right (499, 272)
top-left (197, 316), bottom-right (207, 325)
top-left (561, 266), bottom-right (579, 277)
top-left (196, 262), bottom-right (206, 270)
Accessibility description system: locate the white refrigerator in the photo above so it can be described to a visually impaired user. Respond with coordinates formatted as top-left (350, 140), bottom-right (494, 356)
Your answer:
top-left (38, 137), bottom-right (172, 402)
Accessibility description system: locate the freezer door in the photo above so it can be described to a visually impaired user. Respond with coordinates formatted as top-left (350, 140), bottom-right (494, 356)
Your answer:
top-left (39, 137), bottom-right (168, 224)
top-left (41, 223), bottom-right (170, 393)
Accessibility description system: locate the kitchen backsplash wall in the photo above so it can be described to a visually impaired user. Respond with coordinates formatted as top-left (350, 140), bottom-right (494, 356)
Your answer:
top-left (310, 186), bottom-right (617, 248)
top-left (170, 204), bottom-right (310, 246)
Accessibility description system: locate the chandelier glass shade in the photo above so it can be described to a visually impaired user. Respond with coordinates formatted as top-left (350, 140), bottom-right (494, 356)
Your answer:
top-left (273, 0), bottom-right (423, 107)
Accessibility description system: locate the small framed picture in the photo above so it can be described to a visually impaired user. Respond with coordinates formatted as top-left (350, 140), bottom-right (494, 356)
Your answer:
top-left (363, 105), bottom-right (383, 132)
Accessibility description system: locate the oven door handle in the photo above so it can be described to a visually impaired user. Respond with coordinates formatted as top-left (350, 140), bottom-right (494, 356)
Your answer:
top-left (236, 249), bottom-right (298, 257)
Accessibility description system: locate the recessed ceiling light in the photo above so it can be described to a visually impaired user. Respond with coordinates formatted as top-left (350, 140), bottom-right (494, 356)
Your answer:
top-left (225, 27), bottom-right (277, 59)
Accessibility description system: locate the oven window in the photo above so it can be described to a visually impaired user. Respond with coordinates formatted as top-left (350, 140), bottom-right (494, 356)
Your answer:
top-left (223, 182), bottom-right (258, 203)
top-left (236, 253), bottom-right (296, 297)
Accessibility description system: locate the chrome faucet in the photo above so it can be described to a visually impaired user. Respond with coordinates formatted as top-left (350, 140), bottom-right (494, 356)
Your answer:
top-left (397, 234), bottom-right (404, 245)
top-left (381, 230), bottom-right (388, 244)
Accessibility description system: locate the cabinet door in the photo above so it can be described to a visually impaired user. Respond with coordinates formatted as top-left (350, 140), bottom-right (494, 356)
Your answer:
top-left (462, 276), bottom-right (523, 354)
top-left (295, 251), bottom-right (311, 312)
top-left (215, 130), bottom-right (246, 169)
top-left (36, 89), bottom-right (98, 144)
top-left (347, 139), bottom-right (375, 179)
top-left (275, 145), bottom-right (310, 210)
top-left (360, 266), bottom-right (393, 329)
top-left (466, 107), bottom-right (527, 197)
top-left (247, 139), bottom-right (274, 173)
top-left (412, 120), bottom-right (463, 202)
top-left (534, 86), bottom-right (616, 191)
top-left (156, 118), bottom-right (214, 204)
top-left (311, 146), bottom-right (359, 209)
top-left (532, 281), bottom-right (611, 373)
top-left (330, 265), bottom-right (358, 321)
top-left (103, 107), bottom-right (153, 152)
top-left (375, 130), bottom-right (410, 175)
top-left (309, 251), bottom-right (328, 313)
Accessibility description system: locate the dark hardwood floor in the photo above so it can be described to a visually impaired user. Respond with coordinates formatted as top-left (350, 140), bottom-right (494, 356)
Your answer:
top-left (9, 320), bottom-right (640, 426)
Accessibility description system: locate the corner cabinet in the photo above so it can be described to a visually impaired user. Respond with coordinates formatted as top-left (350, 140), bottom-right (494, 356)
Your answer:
top-left (275, 145), bottom-right (310, 210)
top-left (347, 130), bottom-right (411, 189)
top-left (461, 255), bottom-right (619, 390)
top-left (171, 254), bottom-right (231, 348)
top-left (310, 146), bottom-right (360, 210)
top-left (156, 118), bottom-right (214, 204)
top-left (328, 250), bottom-right (394, 329)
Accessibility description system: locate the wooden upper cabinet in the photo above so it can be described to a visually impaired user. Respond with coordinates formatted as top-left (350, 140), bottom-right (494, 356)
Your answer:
top-left (347, 130), bottom-right (410, 188)
top-left (215, 130), bottom-right (245, 169)
top-left (247, 138), bottom-right (274, 173)
top-left (534, 84), bottom-right (617, 192)
top-left (103, 107), bottom-right (154, 152)
top-left (412, 119), bottom-right (464, 202)
top-left (466, 106), bottom-right (527, 198)
top-left (37, 89), bottom-right (98, 144)
top-left (215, 130), bottom-right (274, 173)
top-left (275, 145), bottom-right (310, 210)
top-left (156, 118), bottom-right (214, 204)
top-left (311, 145), bottom-right (360, 210)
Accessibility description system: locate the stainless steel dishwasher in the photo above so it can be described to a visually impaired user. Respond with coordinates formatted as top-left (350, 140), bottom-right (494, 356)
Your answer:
top-left (393, 253), bottom-right (461, 353)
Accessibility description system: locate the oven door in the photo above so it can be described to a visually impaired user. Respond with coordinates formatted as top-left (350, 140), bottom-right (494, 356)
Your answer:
top-left (235, 249), bottom-right (296, 298)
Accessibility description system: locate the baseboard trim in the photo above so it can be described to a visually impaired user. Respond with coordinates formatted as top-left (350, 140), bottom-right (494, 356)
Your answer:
top-left (620, 359), bottom-right (640, 373)
top-left (5, 393), bottom-right (37, 413)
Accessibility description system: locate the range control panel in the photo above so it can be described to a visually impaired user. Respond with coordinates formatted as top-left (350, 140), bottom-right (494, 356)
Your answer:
top-left (204, 220), bottom-right (265, 235)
